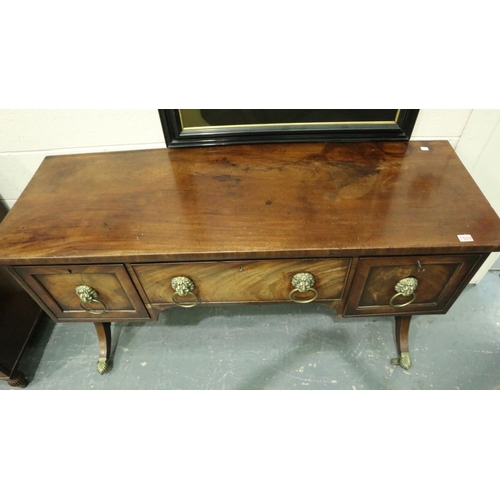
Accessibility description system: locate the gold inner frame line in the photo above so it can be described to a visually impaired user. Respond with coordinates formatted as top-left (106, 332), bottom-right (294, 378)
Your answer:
top-left (179, 110), bottom-right (401, 131)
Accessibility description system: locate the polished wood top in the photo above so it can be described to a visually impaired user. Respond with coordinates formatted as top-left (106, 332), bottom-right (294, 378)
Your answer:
top-left (1, 141), bottom-right (500, 264)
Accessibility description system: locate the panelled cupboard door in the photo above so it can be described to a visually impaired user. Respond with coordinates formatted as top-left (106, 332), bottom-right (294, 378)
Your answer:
top-left (344, 254), bottom-right (485, 317)
top-left (13, 264), bottom-right (149, 320)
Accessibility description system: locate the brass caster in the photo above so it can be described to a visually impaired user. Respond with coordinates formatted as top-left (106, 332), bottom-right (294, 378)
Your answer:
top-left (391, 352), bottom-right (412, 370)
top-left (97, 357), bottom-right (111, 375)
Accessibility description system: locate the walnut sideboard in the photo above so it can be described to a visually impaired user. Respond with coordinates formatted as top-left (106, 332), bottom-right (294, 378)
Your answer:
top-left (1, 141), bottom-right (499, 376)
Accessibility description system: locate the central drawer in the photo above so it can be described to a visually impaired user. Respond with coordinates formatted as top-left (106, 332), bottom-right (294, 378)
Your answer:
top-left (132, 259), bottom-right (351, 306)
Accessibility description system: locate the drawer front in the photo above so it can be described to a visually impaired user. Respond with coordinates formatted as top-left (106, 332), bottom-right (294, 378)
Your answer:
top-left (13, 265), bottom-right (149, 320)
top-left (132, 258), bottom-right (351, 306)
top-left (344, 254), bottom-right (484, 317)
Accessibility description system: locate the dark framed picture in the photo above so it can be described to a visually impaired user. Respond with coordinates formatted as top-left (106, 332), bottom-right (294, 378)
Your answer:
top-left (158, 109), bottom-right (419, 148)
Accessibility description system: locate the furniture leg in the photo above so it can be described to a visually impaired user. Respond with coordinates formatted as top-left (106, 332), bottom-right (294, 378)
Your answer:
top-left (7, 370), bottom-right (29, 388)
top-left (391, 316), bottom-right (412, 370)
top-left (94, 322), bottom-right (111, 374)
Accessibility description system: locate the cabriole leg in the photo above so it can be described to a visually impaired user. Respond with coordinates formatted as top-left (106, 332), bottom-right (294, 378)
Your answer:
top-left (94, 322), bottom-right (111, 374)
top-left (391, 316), bottom-right (412, 370)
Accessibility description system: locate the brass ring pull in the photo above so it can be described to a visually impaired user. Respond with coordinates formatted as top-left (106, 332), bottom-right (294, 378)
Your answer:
top-left (171, 276), bottom-right (199, 308)
top-left (75, 285), bottom-right (108, 314)
top-left (289, 287), bottom-right (318, 304)
top-left (172, 291), bottom-right (199, 308)
top-left (389, 292), bottom-right (416, 308)
top-left (80, 298), bottom-right (108, 314)
top-left (289, 272), bottom-right (318, 304)
top-left (389, 277), bottom-right (418, 308)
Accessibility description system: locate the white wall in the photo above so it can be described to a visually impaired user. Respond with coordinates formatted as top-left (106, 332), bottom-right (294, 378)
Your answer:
top-left (455, 110), bottom-right (500, 282)
top-left (0, 109), bottom-right (475, 208)
top-left (455, 109), bottom-right (500, 217)
top-left (0, 110), bottom-right (166, 208)
top-left (410, 109), bottom-right (472, 148)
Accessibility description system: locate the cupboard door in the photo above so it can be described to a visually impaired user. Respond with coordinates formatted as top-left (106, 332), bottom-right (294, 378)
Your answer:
top-left (344, 254), bottom-right (485, 317)
top-left (13, 265), bottom-right (149, 320)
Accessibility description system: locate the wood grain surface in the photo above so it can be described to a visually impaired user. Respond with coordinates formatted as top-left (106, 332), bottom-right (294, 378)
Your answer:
top-left (344, 254), bottom-right (485, 316)
top-left (1, 141), bottom-right (500, 265)
top-left (13, 265), bottom-right (149, 320)
top-left (132, 258), bottom-right (351, 305)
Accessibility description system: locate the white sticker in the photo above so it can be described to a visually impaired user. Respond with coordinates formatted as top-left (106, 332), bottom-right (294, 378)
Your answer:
top-left (457, 234), bottom-right (474, 242)
top-left (421, 146), bottom-right (429, 151)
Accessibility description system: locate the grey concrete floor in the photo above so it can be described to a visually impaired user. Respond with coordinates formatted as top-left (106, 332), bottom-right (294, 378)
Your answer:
top-left (3, 272), bottom-right (500, 390)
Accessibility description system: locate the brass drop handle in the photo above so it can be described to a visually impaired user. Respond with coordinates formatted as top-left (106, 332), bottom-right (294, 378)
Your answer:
top-left (171, 276), bottom-right (199, 308)
top-left (289, 272), bottom-right (318, 304)
top-left (389, 277), bottom-right (418, 308)
top-left (75, 285), bottom-right (108, 314)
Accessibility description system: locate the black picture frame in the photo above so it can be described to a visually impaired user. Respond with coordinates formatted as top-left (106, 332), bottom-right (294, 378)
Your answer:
top-left (158, 109), bottom-right (419, 148)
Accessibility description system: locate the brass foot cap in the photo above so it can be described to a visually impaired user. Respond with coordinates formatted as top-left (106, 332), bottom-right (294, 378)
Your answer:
top-left (391, 352), bottom-right (412, 370)
top-left (97, 358), bottom-right (110, 375)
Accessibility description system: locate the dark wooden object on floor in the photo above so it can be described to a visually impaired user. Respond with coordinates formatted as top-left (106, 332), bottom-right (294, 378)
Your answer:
top-left (0, 202), bottom-right (42, 388)
top-left (0, 141), bottom-right (499, 377)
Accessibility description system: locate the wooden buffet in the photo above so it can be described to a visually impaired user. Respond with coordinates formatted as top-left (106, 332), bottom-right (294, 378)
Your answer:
top-left (0, 203), bottom-right (42, 388)
top-left (0, 140), bottom-right (499, 375)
